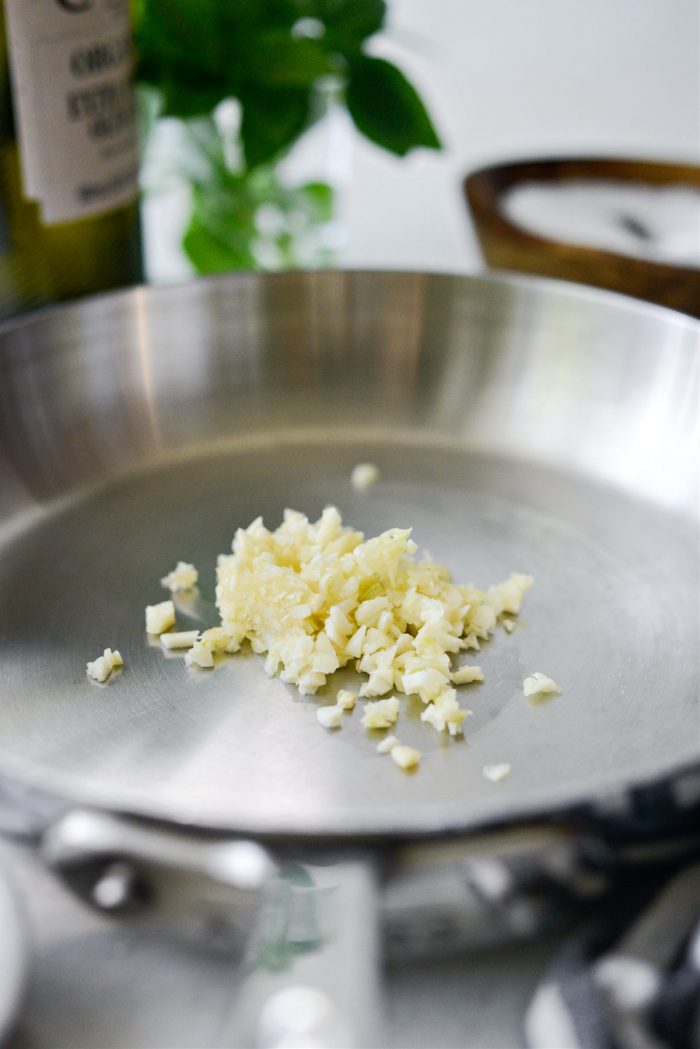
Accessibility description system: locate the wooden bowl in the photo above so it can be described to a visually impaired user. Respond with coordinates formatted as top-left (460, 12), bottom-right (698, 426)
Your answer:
top-left (465, 157), bottom-right (700, 317)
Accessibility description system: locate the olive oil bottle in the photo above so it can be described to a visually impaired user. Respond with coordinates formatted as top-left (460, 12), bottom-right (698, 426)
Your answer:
top-left (0, 0), bottom-right (142, 319)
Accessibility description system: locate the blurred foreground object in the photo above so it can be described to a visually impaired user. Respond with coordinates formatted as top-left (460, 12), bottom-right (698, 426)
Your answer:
top-left (134, 0), bottom-right (441, 275)
top-left (465, 158), bottom-right (700, 317)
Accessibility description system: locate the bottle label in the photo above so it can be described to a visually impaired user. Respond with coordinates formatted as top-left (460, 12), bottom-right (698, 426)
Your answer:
top-left (4, 0), bottom-right (138, 225)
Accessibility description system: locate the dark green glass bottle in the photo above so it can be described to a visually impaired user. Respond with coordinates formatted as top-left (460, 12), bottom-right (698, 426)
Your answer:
top-left (0, 0), bottom-right (142, 319)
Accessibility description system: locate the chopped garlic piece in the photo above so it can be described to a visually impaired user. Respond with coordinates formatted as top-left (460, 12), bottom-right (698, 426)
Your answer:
top-left (351, 463), bottom-right (380, 490)
top-left (402, 667), bottom-right (449, 701)
top-left (421, 688), bottom-right (471, 736)
top-left (502, 619), bottom-right (515, 633)
top-left (523, 672), bottom-right (561, 700)
top-left (337, 689), bottom-right (356, 711)
top-left (377, 734), bottom-right (400, 754)
top-left (160, 561), bottom-right (199, 592)
top-left (391, 744), bottom-right (421, 771)
top-left (317, 705), bottom-right (343, 729)
top-left (451, 664), bottom-right (484, 685)
top-left (86, 655), bottom-right (111, 682)
top-left (359, 666), bottom-right (395, 698)
top-left (185, 640), bottom-right (215, 669)
top-left (87, 648), bottom-right (123, 682)
top-left (483, 762), bottom-right (511, 782)
top-left (103, 648), bottom-right (123, 669)
top-left (160, 630), bottom-right (199, 650)
top-left (488, 573), bottom-right (534, 616)
top-left (361, 696), bottom-right (400, 729)
top-left (145, 600), bottom-right (175, 635)
top-left (200, 627), bottom-right (232, 653)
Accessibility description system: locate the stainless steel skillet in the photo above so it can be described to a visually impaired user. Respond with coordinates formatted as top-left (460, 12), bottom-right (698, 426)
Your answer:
top-left (0, 271), bottom-right (697, 1041)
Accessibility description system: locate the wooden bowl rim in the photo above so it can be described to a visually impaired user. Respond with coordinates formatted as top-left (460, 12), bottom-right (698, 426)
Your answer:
top-left (464, 155), bottom-right (700, 280)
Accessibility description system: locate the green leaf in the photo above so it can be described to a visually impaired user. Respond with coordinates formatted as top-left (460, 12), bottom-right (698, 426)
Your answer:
top-left (346, 56), bottom-right (441, 156)
top-left (242, 31), bottom-right (331, 87)
top-left (183, 220), bottom-right (258, 273)
top-left (297, 181), bottom-right (334, 222)
top-left (156, 77), bottom-right (224, 119)
top-left (321, 0), bottom-right (386, 55)
top-left (134, 0), bottom-right (439, 164)
top-left (134, 0), bottom-right (229, 84)
top-left (182, 173), bottom-right (259, 273)
top-left (239, 88), bottom-right (311, 168)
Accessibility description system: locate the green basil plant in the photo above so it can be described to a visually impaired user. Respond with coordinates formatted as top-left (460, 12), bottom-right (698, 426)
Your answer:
top-left (133, 0), bottom-right (442, 272)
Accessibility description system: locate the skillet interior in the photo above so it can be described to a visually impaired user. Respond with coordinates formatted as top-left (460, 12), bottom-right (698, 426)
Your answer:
top-left (0, 271), bottom-right (697, 839)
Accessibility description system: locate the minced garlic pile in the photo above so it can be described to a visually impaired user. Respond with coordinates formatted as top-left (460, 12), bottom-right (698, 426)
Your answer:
top-left (88, 502), bottom-right (555, 773)
top-left (213, 507), bottom-right (533, 739)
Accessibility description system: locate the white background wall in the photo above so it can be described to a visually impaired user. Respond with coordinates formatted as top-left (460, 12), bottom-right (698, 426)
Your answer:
top-left (340, 0), bottom-right (700, 271)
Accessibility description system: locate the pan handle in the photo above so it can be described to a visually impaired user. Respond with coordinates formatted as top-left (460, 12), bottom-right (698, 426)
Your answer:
top-left (42, 809), bottom-right (383, 1047)
top-left (42, 808), bottom-right (277, 955)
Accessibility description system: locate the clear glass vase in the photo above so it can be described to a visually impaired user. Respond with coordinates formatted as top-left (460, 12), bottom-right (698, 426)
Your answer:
top-left (140, 78), bottom-right (352, 282)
